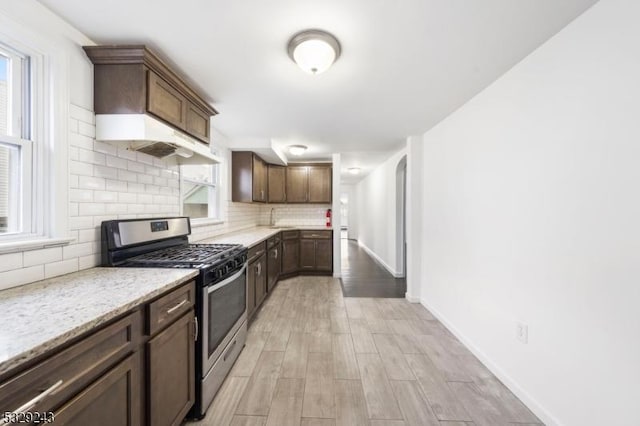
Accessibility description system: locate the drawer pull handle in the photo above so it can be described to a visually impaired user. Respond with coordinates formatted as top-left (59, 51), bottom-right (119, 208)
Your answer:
top-left (194, 317), bottom-right (199, 342)
top-left (167, 299), bottom-right (188, 314)
top-left (3, 380), bottom-right (63, 422)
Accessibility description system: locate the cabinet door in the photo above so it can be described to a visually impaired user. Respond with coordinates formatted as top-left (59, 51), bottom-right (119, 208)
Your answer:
top-left (267, 244), bottom-right (280, 292)
top-left (286, 167), bottom-right (309, 203)
top-left (147, 311), bottom-right (195, 426)
top-left (268, 166), bottom-right (286, 203)
top-left (53, 352), bottom-right (142, 426)
top-left (247, 260), bottom-right (257, 316)
top-left (315, 239), bottom-right (333, 271)
top-left (299, 239), bottom-right (316, 270)
top-left (281, 239), bottom-right (299, 274)
top-left (186, 103), bottom-right (210, 143)
top-left (252, 156), bottom-right (267, 202)
top-left (147, 71), bottom-right (187, 129)
top-left (255, 254), bottom-right (267, 307)
top-left (308, 167), bottom-right (332, 203)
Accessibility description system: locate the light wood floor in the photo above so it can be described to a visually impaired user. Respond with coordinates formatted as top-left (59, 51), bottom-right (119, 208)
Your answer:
top-left (192, 276), bottom-right (543, 426)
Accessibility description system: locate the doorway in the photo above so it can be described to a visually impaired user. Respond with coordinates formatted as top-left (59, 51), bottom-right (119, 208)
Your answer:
top-left (396, 156), bottom-right (407, 278)
top-left (340, 192), bottom-right (348, 240)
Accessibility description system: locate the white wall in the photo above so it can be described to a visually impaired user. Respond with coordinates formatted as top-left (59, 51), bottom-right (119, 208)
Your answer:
top-left (417, 0), bottom-right (640, 425)
top-left (340, 184), bottom-right (358, 239)
top-left (354, 148), bottom-right (406, 276)
top-left (405, 135), bottom-right (423, 302)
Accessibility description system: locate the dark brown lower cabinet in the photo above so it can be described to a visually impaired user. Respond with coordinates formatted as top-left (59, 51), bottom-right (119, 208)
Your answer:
top-left (281, 238), bottom-right (300, 274)
top-left (54, 352), bottom-right (142, 426)
top-left (147, 310), bottom-right (195, 426)
top-left (248, 253), bottom-right (267, 318)
top-left (299, 231), bottom-right (333, 272)
top-left (267, 242), bottom-right (281, 292)
top-left (0, 280), bottom-right (197, 426)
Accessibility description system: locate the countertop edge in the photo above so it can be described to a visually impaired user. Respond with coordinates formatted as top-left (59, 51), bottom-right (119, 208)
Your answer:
top-left (0, 269), bottom-right (198, 378)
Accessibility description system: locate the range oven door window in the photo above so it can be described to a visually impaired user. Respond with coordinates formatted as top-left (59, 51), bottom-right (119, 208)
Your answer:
top-left (204, 265), bottom-right (246, 370)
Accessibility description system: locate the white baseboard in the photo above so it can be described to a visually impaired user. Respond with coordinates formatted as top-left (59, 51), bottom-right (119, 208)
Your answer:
top-left (405, 293), bottom-right (420, 303)
top-left (357, 240), bottom-right (403, 277)
top-left (420, 298), bottom-right (561, 426)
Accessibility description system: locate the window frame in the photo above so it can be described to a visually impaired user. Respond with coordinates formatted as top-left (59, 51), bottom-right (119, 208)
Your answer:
top-left (180, 162), bottom-right (221, 224)
top-left (0, 16), bottom-right (71, 250)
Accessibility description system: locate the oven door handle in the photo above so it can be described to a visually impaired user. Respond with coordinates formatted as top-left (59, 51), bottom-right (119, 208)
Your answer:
top-left (208, 264), bottom-right (247, 294)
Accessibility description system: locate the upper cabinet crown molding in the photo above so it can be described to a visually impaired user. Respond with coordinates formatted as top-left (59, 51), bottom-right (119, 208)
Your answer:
top-left (83, 45), bottom-right (217, 118)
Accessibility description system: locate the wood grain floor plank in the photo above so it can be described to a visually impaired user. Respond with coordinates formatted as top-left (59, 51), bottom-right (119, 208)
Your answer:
top-left (386, 319), bottom-right (419, 335)
top-left (370, 421), bottom-right (406, 426)
top-left (302, 352), bottom-right (336, 418)
top-left (230, 332), bottom-right (270, 377)
top-left (372, 334), bottom-right (415, 380)
top-left (331, 316), bottom-right (351, 333)
top-left (195, 376), bottom-right (249, 426)
top-left (410, 303), bottom-right (436, 321)
top-left (389, 380), bottom-right (440, 426)
top-left (345, 298), bottom-right (365, 319)
top-left (366, 316), bottom-right (392, 334)
top-left (448, 382), bottom-right (511, 426)
top-left (281, 332), bottom-right (310, 379)
top-left (392, 333), bottom-right (424, 354)
top-left (334, 380), bottom-right (369, 426)
top-left (265, 378), bottom-right (305, 426)
top-left (356, 353), bottom-right (403, 420)
top-left (305, 318), bottom-right (332, 332)
top-left (333, 333), bottom-right (360, 379)
top-left (236, 351), bottom-right (284, 416)
top-left (300, 419), bottom-right (335, 426)
top-left (351, 331), bottom-right (378, 354)
top-left (263, 317), bottom-right (292, 351)
top-left (474, 378), bottom-right (541, 424)
top-left (418, 335), bottom-right (472, 382)
top-left (404, 354), bottom-right (472, 421)
top-left (230, 416), bottom-right (267, 426)
top-left (307, 331), bottom-right (333, 353)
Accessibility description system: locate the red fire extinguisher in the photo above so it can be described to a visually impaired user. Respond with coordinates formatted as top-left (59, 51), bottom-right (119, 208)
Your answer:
top-left (326, 209), bottom-right (332, 228)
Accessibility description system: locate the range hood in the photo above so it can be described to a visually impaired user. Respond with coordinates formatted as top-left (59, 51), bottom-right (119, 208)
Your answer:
top-left (95, 114), bottom-right (222, 165)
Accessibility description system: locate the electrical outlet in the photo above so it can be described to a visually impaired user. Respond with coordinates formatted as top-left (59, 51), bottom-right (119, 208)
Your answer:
top-left (516, 322), bottom-right (528, 344)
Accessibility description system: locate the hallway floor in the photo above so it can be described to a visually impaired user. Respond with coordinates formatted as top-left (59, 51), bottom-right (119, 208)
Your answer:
top-left (194, 276), bottom-right (543, 426)
top-left (340, 236), bottom-right (406, 298)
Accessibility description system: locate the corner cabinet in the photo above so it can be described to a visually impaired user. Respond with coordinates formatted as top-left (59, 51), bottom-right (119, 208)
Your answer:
top-left (83, 45), bottom-right (217, 144)
top-left (232, 152), bottom-right (268, 203)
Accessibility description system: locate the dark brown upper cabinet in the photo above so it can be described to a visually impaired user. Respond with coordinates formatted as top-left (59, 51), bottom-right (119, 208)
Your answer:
top-left (83, 45), bottom-right (217, 144)
top-left (286, 166), bottom-right (310, 203)
top-left (308, 166), bottom-right (332, 203)
top-left (232, 151), bottom-right (268, 203)
top-left (268, 165), bottom-right (287, 203)
top-left (287, 165), bottom-right (332, 204)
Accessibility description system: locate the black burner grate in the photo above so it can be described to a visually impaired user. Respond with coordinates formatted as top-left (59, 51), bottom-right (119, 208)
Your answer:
top-left (130, 243), bottom-right (240, 264)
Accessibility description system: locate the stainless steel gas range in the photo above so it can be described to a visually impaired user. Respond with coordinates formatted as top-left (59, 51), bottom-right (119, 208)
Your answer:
top-left (101, 217), bottom-right (248, 419)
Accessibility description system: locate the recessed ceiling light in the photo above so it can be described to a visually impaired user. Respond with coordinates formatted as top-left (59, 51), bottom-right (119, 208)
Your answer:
top-left (288, 145), bottom-right (308, 156)
top-left (348, 167), bottom-right (361, 175)
top-left (287, 29), bottom-right (341, 75)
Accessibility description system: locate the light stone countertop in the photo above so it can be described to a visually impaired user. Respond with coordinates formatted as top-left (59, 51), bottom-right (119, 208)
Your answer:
top-left (0, 267), bottom-right (198, 376)
top-left (201, 225), bottom-right (333, 247)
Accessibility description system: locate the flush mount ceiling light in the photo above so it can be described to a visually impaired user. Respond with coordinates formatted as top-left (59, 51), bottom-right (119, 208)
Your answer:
top-left (287, 29), bottom-right (341, 75)
top-left (288, 145), bottom-right (308, 156)
top-left (348, 167), bottom-right (361, 175)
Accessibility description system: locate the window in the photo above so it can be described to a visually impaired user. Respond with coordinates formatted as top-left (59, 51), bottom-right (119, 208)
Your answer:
top-left (181, 163), bottom-right (219, 221)
top-left (0, 44), bottom-right (32, 237)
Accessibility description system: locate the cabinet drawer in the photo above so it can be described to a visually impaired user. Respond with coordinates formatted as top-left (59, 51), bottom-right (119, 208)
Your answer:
top-left (300, 230), bottom-right (332, 239)
top-left (248, 241), bottom-right (266, 262)
top-left (147, 281), bottom-right (195, 336)
top-left (281, 230), bottom-right (299, 240)
top-left (0, 312), bottom-right (141, 417)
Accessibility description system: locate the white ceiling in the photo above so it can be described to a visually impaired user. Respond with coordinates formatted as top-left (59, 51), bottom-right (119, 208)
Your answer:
top-left (39, 0), bottom-right (598, 182)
